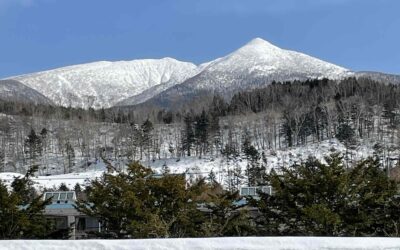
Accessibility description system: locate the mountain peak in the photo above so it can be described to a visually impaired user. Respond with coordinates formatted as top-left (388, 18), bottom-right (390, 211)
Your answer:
top-left (232, 38), bottom-right (281, 57)
top-left (244, 37), bottom-right (280, 49)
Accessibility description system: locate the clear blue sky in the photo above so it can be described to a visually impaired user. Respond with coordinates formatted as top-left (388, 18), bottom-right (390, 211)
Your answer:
top-left (1, 0), bottom-right (399, 78)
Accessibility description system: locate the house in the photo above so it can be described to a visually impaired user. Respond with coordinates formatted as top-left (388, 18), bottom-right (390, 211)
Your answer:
top-left (43, 191), bottom-right (101, 239)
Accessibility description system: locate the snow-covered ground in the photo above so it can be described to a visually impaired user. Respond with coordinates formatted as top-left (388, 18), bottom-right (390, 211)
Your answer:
top-left (1, 138), bottom-right (389, 191)
top-left (147, 138), bottom-right (378, 181)
top-left (1, 237), bottom-right (400, 250)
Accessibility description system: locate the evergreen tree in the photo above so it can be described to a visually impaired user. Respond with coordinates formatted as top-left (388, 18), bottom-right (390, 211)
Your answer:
top-left (209, 95), bottom-right (228, 117)
top-left (76, 161), bottom-right (205, 238)
top-left (39, 128), bottom-right (48, 139)
top-left (209, 113), bottom-right (222, 156)
top-left (221, 129), bottom-right (240, 192)
top-left (0, 166), bottom-right (52, 239)
top-left (74, 183), bottom-right (82, 193)
top-left (141, 119), bottom-right (154, 160)
top-left (242, 131), bottom-right (265, 186)
top-left (74, 183), bottom-right (83, 199)
top-left (182, 114), bottom-right (195, 156)
top-left (0, 148), bottom-right (4, 172)
top-left (336, 123), bottom-right (355, 145)
top-left (203, 191), bottom-right (254, 237)
top-left (99, 108), bottom-right (106, 122)
top-left (65, 141), bottom-right (75, 174)
top-left (208, 170), bottom-right (217, 186)
top-left (162, 111), bottom-right (174, 124)
top-left (58, 183), bottom-right (69, 191)
top-left (194, 110), bottom-right (209, 157)
top-left (254, 154), bottom-right (400, 236)
top-left (24, 128), bottom-right (42, 167)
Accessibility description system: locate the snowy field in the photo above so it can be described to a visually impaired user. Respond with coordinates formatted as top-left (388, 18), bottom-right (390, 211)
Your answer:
top-left (1, 237), bottom-right (400, 250)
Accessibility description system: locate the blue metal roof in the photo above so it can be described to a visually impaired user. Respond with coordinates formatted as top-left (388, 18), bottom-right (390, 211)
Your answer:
top-left (46, 202), bottom-right (76, 209)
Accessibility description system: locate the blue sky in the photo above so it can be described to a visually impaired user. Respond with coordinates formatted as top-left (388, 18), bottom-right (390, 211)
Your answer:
top-left (0, 0), bottom-right (399, 78)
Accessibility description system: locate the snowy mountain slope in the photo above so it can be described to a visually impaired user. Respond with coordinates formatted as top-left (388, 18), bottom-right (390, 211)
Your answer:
top-left (0, 79), bottom-right (53, 105)
top-left (10, 58), bottom-right (199, 108)
top-left (115, 59), bottom-right (220, 106)
top-left (142, 38), bottom-right (354, 108)
top-left (115, 75), bottom-right (186, 107)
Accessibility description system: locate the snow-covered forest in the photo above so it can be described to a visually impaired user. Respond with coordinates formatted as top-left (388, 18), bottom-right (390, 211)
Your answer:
top-left (1, 77), bottom-right (400, 189)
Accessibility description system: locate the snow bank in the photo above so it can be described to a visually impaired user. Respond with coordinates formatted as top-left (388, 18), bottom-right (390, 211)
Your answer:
top-left (1, 237), bottom-right (400, 250)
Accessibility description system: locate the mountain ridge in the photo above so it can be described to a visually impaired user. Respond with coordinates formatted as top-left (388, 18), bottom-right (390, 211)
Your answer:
top-left (4, 38), bottom-right (400, 109)
top-left (9, 57), bottom-right (200, 108)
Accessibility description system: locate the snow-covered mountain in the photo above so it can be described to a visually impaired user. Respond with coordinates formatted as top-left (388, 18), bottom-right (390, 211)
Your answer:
top-left (6, 37), bottom-right (400, 109)
top-left (141, 38), bottom-right (354, 108)
top-left (0, 80), bottom-right (53, 105)
top-left (199, 37), bottom-right (352, 84)
top-left (10, 58), bottom-right (199, 108)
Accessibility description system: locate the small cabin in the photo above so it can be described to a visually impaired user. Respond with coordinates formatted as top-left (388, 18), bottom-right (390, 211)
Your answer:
top-left (43, 191), bottom-right (101, 239)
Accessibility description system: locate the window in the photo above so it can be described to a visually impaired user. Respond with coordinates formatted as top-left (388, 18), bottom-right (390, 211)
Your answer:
top-left (240, 186), bottom-right (273, 197)
top-left (47, 217), bottom-right (67, 230)
top-left (86, 217), bottom-right (100, 231)
top-left (249, 187), bottom-right (256, 196)
top-left (77, 217), bottom-right (86, 231)
top-left (261, 186), bottom-right (272, 195)
top-left (45, 193), bottom-right (54, 200)
top-left (59, 192), bottom-right (67, 200)
top-left (240, 187), bottom-right (257, 196)
top-left (241, 187), bottom-right (249, 196)
top-left (43, 191), bottom-right (76, 202)
top-left (67, 192), bottom-right (74, 200)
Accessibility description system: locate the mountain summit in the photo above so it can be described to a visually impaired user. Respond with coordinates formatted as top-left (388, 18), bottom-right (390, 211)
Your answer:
top-left (236, 37), bottom-right (282, 53)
